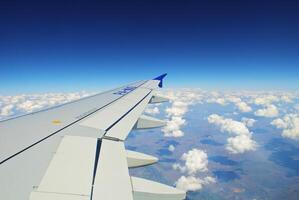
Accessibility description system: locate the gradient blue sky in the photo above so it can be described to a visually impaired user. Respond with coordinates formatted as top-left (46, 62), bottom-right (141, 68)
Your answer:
top-left (0, 0), bottom-right (298, 94)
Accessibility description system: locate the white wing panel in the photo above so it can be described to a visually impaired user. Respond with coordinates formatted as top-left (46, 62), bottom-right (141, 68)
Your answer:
top-left (0, 81), bottom-right (144, 164)
top-left (92, 139), bottom-right (133, 200)
top-left (30, 192), bottom-right (89, 200)
top-left (31, 136), bottom-right (96, 196)
top-left (79, 87), bottom-right (152, 135)
top-left (104, 92), bottom-right (152, 140)
top-left (0, 76), bottom-right (170, 200)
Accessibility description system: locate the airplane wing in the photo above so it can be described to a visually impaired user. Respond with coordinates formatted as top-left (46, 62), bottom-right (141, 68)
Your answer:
top-left (0, 74), bottom-right (186, 200)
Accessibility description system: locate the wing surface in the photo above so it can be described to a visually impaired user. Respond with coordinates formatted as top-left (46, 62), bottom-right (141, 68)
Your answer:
top-left (0, 74), bottom-right (186, 200)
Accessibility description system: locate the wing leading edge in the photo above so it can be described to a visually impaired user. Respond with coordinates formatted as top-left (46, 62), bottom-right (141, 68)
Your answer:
top-left (0, 74), bottom-right (186, 200)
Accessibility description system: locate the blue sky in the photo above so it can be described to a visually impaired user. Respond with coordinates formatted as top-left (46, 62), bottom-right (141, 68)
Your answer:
top-left (0, 0), bottom-right (299, 94)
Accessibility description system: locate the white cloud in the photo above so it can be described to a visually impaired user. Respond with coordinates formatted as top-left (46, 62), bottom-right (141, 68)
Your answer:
top-left (294, 104), bottom-right (299, 111)
top-left (224, 96), bottom-right (252, 113)
top-left (161, 89), bottom-right (203, 104)
top-left (208, 114), bottom-right (250, 135)
top-left (173, 148), bottom-right (215, 192)
top-left (236, 101), bottom-right (252, 113)
top-left (175, 176), bottom-right (204, 191)
top-left (144, 106), bottom-right (160, 115)
top-left (226, 96), bottom-right (242, 103)
top-left (175, 175), bottom-right (216, 191)
top-left (0, 104), bottom-right (15, 116)
top-left (207, 98), bottom-right (227, 105)
top-left (253, 95), bottom-right (279, 106)
top-left (162, 116), bottom-right (186, 137)
top-left (271, 118), bottom-right (287, 129)
top-left (0, 92), bottom-right (91, 120)
top-left (168, 144), bottom-right (175, 152)
top-left (254, 104), bottom-right (279, 117)
top-left (271, 114), bottom-right (299, 140)
top-left (241, 117), bottom-right (256, 127)
top-left (226, 134), bottom-right (257, 154)
top-left (173, 148), bottom-right (208, 175)
top-left (280, 95), bottom-right (293, 103)
top-left (208, 114), bottom-right (257, 153)
top-left (161, 89), bottom-right (202, 138)
top-left (165, 101), bottom-right (188, 117)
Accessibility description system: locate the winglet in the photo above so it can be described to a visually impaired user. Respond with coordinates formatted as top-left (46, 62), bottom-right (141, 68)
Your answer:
top-left (153, 73), bottom-right (167, 88)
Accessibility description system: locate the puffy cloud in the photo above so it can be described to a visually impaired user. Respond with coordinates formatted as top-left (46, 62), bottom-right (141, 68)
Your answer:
top-left (0, 92), bottom-right (91, 120)
top-left (173, 148), bottom-right (215, 191)
top-left (161, 89), bottom-right (202, 138)
top-left (175, 176), bottom-right (216, 191)
top-left (208, 114), bottom-right (250, 135)
top-left (162, 116), bottom-right (186, 137)
top-left (173, 148), bottom-right (208, 174)
top-left (165, 101), bottom-right (188, 117)
top-left (144, 106), bottom-right (160, 115)
top-left (294, 104), bottom-right (299, 111)
top-left (281, 95), bottom-right (293, 103)
top-left (168, 144), bottom-right (175, 152)
top-left (241, 117), bottom-right (256, 127)
top-left (271, 118), bottom-right (287, 129)
top-left (226, 134), bottom-right (257, 154)
top-left (254, 104), bottom-right (279, 117)
top-left (206, 93), bottom-right (253, 113)
top-left (253, 95), bottom-right (279, 106)
top-left (0, 104), bottom-right (14, 116)
top-left (175, 176), bottom-right (204, 191)
top-left (235, 101), bottom-right (252, 113)
top-left (271, 114), bottom-right (299, 140)
top-left (208, 114), bottom-right (257, 153)
top-left (207, 98), bottom-right (227, 105)
top-left (161, 89), bottom-right (203, 104)
top-left (226, 96), bottom-right (242, 103)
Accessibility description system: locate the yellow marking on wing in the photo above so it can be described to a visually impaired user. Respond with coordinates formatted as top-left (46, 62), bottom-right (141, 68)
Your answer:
top-left (52, 120), bottom-right (62, 125)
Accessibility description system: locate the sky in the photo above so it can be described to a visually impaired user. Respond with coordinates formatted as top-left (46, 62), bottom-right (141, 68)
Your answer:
top-left (0, 0), bottom-right (299, 94)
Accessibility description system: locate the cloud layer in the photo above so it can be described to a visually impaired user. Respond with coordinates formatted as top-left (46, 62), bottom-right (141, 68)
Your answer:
top-left (0, 92), bottom-right (91, 120)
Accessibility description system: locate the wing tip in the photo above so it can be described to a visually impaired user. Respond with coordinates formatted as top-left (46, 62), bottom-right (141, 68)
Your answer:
top-left (153, 73), bottom-right (167, 88)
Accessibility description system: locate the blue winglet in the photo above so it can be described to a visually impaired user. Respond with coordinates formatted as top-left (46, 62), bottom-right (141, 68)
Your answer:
top-left (153, 73), bottom-right (167, 88)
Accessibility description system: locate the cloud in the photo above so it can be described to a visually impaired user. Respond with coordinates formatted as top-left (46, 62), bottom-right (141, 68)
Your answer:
top-left (0, 92), bottom-right (91, 120)
top-left (208, 114), bottom-right (257, 153)
top-left (294, 104), bottom-right (299, 111)
top-left (253, 95), bottom-right (279, 106)
top-left (144, 106), bottom-right (160, 115)
top-left (0, 104), bottom-right (14, 116)
top-left (235, 102), bottom-right (252, 113)
top-left (271, 114), bottom-right (299, 140)
top-left (173, 148), bottom-right (215, 191)
top-left (226, 96), bottom-right (242, 103)
top-left (162, 116), bottom-right (186, 137)
top-left (175, 176), bottom-right (204, 191)
top-left (254, 104), bottom-right (279, 117)
top-left (241, 117), bottom-right (256, 127)
top-left (168, 144), bottom-right (175, 152)
top-left (206, 93), bottom-right (253, 114)
top-left (165, 101), bottom-right (188, 117)
top-left (226, 134), bottom-right (257, 154)
top-left (280, 95), bottom-right (293, 103)
top-left (161, 89), bottom-right (202, 137)
top-left (208, 114), bottom-right (250, 135)
top-left (175, 175), bottom-right (216, 191)
top-left (207, 98), bottom-right (227, 105)
top-left (173, 148), bottom-right (208, 174)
